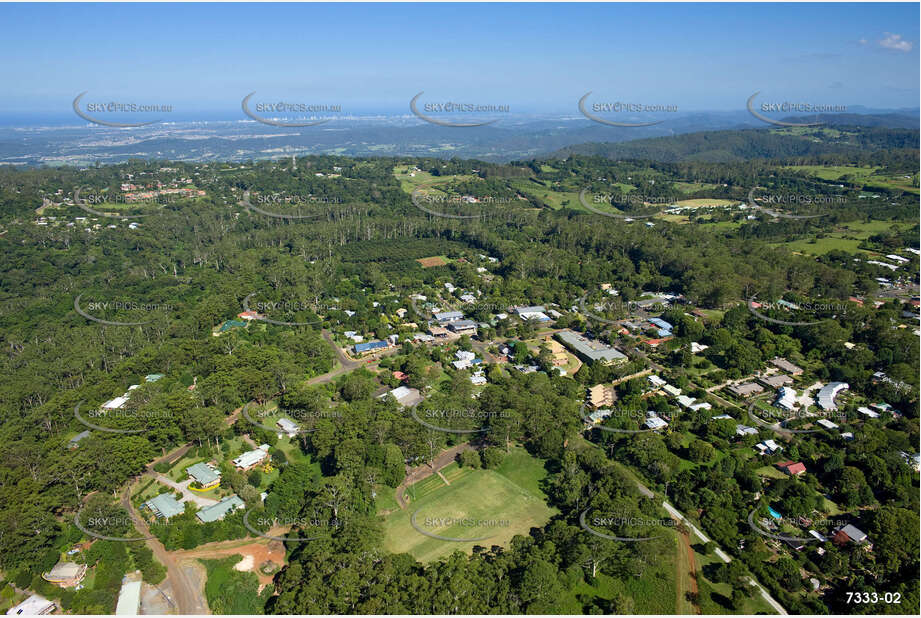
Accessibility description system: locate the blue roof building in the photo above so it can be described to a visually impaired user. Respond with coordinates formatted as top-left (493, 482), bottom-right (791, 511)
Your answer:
top-left (354, 340), bottom-right (388, 354)
top-left (648, 318), bottom-right (672, 331)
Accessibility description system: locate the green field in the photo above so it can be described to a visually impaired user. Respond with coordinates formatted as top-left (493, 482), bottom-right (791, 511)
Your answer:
top-left (785, 164), bottom-right (919, 194)
top-left (674, 198), bottom-right (737, 208)
top-left (769, 220), bottom-right (914, 256)
top-left (382, 447), bottom-right (556, 562)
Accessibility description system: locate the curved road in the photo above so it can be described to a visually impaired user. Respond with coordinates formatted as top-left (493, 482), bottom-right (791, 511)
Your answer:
top-left (120, 483), bottom-right (208, 615)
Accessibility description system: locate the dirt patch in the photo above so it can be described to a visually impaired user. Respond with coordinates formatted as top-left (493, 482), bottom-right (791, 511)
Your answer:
top-left (175, 539), bottom-right (286, 587)
top-left (677, 528), bottom-right (701, 614)
top-left (416, 256), bottom-right (447, 268)
top-left (233, 555), bottom-right (254, 571)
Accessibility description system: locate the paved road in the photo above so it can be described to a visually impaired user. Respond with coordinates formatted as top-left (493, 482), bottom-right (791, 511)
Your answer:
top-left (662, 502), bottom-right (787, 614)
top-left (120, 484), bottom-right (208, 615)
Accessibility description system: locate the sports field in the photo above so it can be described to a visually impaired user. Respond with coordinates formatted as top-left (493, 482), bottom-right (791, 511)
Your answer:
top-left (382, 447), bottom-right (556, 562)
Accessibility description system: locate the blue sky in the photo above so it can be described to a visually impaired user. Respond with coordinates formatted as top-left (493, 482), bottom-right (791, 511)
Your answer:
top-left (0, 2), bottom-right (917, 117)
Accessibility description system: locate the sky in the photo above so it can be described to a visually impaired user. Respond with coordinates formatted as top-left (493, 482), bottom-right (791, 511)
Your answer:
top-left (0, 2), bottom-right (918, 120)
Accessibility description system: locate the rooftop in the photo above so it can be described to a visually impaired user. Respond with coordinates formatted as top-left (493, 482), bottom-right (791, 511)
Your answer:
top-left (196, 495), bottom-right (245, 523)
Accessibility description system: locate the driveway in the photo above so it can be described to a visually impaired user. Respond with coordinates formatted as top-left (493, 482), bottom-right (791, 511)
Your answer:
top-left (153, 473), bottom-right (219, 508)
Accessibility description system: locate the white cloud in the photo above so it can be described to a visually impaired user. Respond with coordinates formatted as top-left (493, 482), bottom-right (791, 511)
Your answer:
top-left (879, 33), bottom-right (912, 52)
top-left (858, 38), bottom-right (867, 45)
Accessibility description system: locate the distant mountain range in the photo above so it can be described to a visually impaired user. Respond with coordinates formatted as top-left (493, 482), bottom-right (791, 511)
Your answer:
top-left (0, 109), bottom-right (916, 166)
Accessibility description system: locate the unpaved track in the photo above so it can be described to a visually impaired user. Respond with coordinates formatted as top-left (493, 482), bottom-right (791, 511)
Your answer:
top-left (395, 443), bottom-right (475, 508)
top-left (121, 484), bottom-right (208, 614)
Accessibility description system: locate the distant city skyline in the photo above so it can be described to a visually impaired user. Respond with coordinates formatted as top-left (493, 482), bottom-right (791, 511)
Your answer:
top-left (0, 2), bottom-right (918, 121)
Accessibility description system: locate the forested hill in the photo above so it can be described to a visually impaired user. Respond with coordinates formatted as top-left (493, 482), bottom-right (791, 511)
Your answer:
top-left (551, 127), bottom-right (920, 163)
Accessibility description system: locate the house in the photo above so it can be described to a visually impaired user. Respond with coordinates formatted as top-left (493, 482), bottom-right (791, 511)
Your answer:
top-left (690, 402), bottom-right (712, 411)
top-left (857, 407), bottom-right (879, 419)
top-left (644, 414), bottom-right (668, 431)
top-left (556, 330), bottom-right (627, 366)
top-left (777, 461), bottom-right (807, 476)
top-left (833, 524), bottom-right (870, 549)
top-left (385, 386), bottom-right (423, 408)
top-left (145, 373), bottom-right (164, 382)
top-left (759, 374), bottom-right (793, 389)
top-left (434, 310), bottom-right (464, 323)
top-left (392, 371), bottom-right (409, 382)
top-left (413, 332), bottom-right (435, 343)
top-left (774, 386), bottom-right (797, 411)
top-left (728, 382), bottom-right (764, 398)
top-left (663, 384), bottom-right (681, 397)
top-left (587, 409), bottom-right (612, 425)
top-left (115, 574), bottom-right (142, 615)
top-left (771, 357), bottom-right (803, 375)
top-left (690, 342), bottom-right (709, 353)
top-left (354, 340), bottom-right (388, 355)
top-left (816, 382), bottom-right (848, 411)
top-left (427, 325), bottom-right (450, 339)
top-left (144, 493), bottom-right (185, 519)
top-left (232, 445), bottom-right (270, 471)
top-left (238, 310), bottom-right (264, 321)
top-left (42, 562), bottom-right (87, 588)
top-left (455, 350), bottom-right (476, 362)
top-left (899, 451), bottom-right (921, 472)
top-left (448, 319), bottom-right (478, 335)
top-left (186, 462), bottom-right (220, 489)
top-left (196, 495), bottom-right (245, 523)
top-left (817, 418), bottom-right (839, 430)
top-left (676, 395), bottom-right (696, 408)
top-left (809, 530), bottom-right (828, 543)
top-left (7, 595), bottom-right (55, 615)
top-left (755, 439), bottom-right (782, 455)
top-left (587, 384), bottom-right (615, 409)
top-left (647, 375), bottom-right (667, 388)
top-left (544, 338), bottom-right (569, 365)
top-left (277, 418), bottom-right (299, 437)
top-left (470, 375), bottom-right (487, 386)
top-left (711, 414), bottom-right (733, 420)
top-left (514, 306), bottom-right (547, 319)
top-left (102, 395), bottom-right (129, 410)
top-left (648, 318), bottom-right (672, 332)
top-left (68, 430), bottom-right (91, 449)
top-left (736, 424), bottom-right (759, 437)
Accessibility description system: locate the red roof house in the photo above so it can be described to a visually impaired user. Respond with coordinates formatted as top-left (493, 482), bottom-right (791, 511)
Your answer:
top-left (777, 461), bottom-right (807, 476)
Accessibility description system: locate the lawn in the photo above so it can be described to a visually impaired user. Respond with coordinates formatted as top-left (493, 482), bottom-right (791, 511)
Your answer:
top-left (694, 546), bottom-right (777, 614)
top-left (674, 198), bottom-right (737, 208)
top-left (382, 447), bottom-right (556, 562)
top-left (768, 220), bottom-right (914, 256)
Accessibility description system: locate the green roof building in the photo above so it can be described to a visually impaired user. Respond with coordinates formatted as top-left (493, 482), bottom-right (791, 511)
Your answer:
top-left (144, 493), bottom-right (185, 519)
top-left (186, 462), bottom-right (220, 488)
top-left (196, 495), bottom-right (244, 523)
